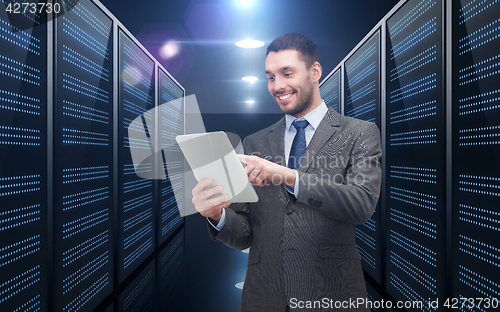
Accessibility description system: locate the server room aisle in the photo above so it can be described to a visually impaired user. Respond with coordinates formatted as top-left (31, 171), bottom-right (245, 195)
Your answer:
top-left (184, 213), bottom-right (247, 312)
top-left (182, 112), bottom-right (285, 312)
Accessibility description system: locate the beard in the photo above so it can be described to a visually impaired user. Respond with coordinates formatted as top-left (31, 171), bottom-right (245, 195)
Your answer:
top-left (275, 76), bottom-right (315, 117)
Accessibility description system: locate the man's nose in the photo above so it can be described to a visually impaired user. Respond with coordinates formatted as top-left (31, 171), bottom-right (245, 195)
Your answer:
top-left (273, 77), bottom-right (286, 92)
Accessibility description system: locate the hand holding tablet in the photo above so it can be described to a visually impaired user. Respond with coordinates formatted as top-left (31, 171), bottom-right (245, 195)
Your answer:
top-left (175, 131), bottom-right (259, 203)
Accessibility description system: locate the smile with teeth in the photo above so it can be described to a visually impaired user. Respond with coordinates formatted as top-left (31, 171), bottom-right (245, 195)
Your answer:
top-left (278, 93), bottom-right (294, 100)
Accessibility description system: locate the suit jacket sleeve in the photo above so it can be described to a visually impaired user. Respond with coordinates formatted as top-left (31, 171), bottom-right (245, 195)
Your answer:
top-left (295, 121), bottom-right (382, 224)
top-left (207, 137), bottom-right (252, 250)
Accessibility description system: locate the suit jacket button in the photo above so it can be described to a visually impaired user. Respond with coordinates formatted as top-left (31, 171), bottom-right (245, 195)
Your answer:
top-left (286, 208), bottom-right (293, 214)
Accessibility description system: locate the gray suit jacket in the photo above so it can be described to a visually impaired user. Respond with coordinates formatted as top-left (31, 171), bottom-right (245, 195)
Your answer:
top-left (209, 107), bottom-right (382, 311)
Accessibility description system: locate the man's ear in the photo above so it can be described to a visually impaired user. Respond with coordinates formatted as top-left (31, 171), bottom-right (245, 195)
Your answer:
top-left (311, 62), bottom-right (322, 83)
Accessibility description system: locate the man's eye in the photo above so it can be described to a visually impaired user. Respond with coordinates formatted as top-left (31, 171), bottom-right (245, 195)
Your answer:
top-left (268, 77), bottom-right (275, 81)
top-left (284, 73), bottom-right (292, 77)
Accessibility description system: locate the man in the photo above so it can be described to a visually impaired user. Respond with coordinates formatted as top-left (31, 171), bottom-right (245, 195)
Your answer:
top-left (192, 33), bottom-right (381, 311)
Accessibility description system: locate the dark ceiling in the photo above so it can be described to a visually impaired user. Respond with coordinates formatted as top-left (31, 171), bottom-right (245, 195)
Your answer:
top-left (99, 0), bottom-right (400, 114)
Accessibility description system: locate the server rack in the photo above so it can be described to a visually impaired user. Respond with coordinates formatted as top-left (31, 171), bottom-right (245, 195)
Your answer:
top-left (0, 0), bottom-right (186, 311)
top-left (157, 230), bottom-right (185, 311)
top-left (117, 28), bottom-right (157, 283)
top-left (319, 66), bottom-right (342, 113)
top-left (451, 0), bottom-right (500, 306)
top-left (344, 28), bottom-right (383, 284)
top-left (157, 68), bottom-right (185, 245)
top-left (117, 260), bottom-right (155, 312)
top-left (0, 4), bottom-right (48, 312)
top-left (320, 0), bottom-right (500, 310)
top-left (385, 0), bottom-right (446, 308)
top-left (53, 1), bottom-right (115, 310)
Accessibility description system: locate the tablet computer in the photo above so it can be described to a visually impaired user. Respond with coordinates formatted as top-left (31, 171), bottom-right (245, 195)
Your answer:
top-left (176, 131), bottom-right (258, 203)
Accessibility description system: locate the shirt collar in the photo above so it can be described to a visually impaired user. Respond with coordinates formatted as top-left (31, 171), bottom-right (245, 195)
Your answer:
top-left (285, 100), bottom-right (328, 132)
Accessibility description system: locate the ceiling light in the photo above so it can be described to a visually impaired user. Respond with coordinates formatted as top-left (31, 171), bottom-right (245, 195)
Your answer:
top-left (245, 100), bottom-right (255, 104)
top-left (242, 76), bottom-right (258, 83)
top-left (235, 39), bottom-right (264, 48)
top-left (235, 282), bottom-right (244, 289)
top-left (159, 41), bottom-right (180, 59)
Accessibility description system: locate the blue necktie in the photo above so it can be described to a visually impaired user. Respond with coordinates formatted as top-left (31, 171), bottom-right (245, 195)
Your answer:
top-left (288, 119), bottom-right (309, 170)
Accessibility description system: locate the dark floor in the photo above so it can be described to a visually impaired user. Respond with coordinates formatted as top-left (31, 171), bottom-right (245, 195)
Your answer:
top-left (184, 213), bottom-right (248, 312)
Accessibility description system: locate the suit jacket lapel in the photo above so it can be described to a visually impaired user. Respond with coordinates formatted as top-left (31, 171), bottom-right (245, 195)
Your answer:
top-left (299, 107), bottom-right (341, 170)
top-left (267, 117), bottom-right (286, 166)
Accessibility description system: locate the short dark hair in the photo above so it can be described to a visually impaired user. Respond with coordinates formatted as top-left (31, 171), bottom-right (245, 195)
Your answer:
top-left (266, 33), bottom-right (320, 68)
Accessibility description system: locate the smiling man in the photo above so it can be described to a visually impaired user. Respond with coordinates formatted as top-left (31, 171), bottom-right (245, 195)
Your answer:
top-left (192, 33), bottom-right (382, 311)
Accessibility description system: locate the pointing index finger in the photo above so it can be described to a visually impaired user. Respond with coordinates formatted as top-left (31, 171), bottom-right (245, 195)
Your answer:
top-left (237, 154), bottom-right (248, 164)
